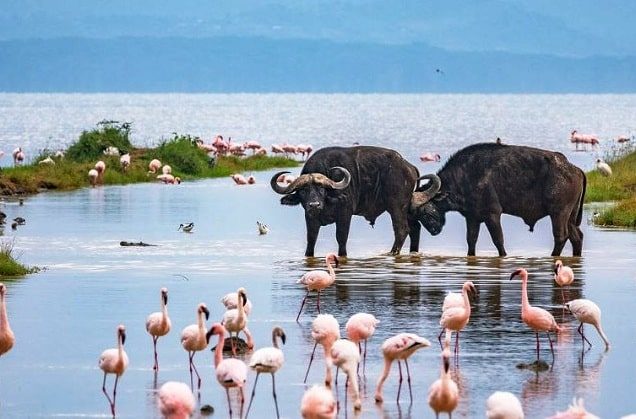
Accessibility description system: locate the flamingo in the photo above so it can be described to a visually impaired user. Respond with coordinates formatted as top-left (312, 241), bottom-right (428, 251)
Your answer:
top-left (374, 333), bottom-right (431, 403)
top-left (595, 159), bottom-right (612, 177)
top-left (146, 287), bottom-right (171, 371)
top-left (420, 152), bottom-right (441, 163)
top-left (157, 174), bottom-right (181, 184)
top-left (246, 326), bottom-right (286, 419)
top-left (345, 312), bottom-right (379, 372)
top-left (119, 153), bottom-right (130, 171)
top-left (554, 260), bottom-right (574, 304)
top-left (510, 268), bottom-right (561, 362)
top-left (438, 281), bottom-right (476, 354)
top-left (207, 323), bottom-right (248, 418)
top-left (271, 144), bottom-right (285, 156)
top-left (277, 173), bottom-right (296, 184)
top-left (617, 135), bottom-right (631, 143)
top-left (565, 299), bottom-right (610, 351)
top-left (304, 314), bottom-right (340, 387)
top-left (88, 169), bottom-right (99, 187)
top-left (12, 147), bottom-right (24, 166)
top-left (149, 159), bottom-right (162, 173)
top-left (221, 291), bottom-right (253, 316)
top-left (247, 175), bottom-right (256, 184)
top-left (330, 339), bottom-right (361, 411)
top-left (222, 287), bottom-right (254, 355)
top-left (38, 156), bottom-right (55, 165)
top-left (257, 221), bottom-right (270, 235)
top-left (157, 381), bottom-right (196, 419)
top-left (0, 283), bottom-right (15, 357)
top-left (296, 253), bottom-right (339, 322)
top-left (300, 385), bottom-right (336, 419)
top-left (162, 164), bottom-right (172, 175)
top-left (180, 303), bottom-right (210, 390)
top-left (243, 140), bottom-right (262, 153)
top-left (98, 324), bottom-right (129, 416)
top-left (428, 331), bottom-right (459, 418)
top-left (94, 160), bottom-right (106, 184)
top-left (486, 391), bottom-right (524, 419)
top-left (548, 398), bottom-right (599, 419)
top-left (231, 174), bottom-right (249, 185)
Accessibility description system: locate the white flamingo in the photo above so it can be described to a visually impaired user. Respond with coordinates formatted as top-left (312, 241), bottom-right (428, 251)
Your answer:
top-left (222, 287), bottom-right (254, 355)
top-left (486, 391), bottom-right (524, 419)
top-left (157, 381), bottom-right (196, 419)
top-left (246, 326), bottom-right (286, 418)
top-left (438, 281), bottom-right (476, 354)
top-left (146, 287), bottom-right (171, 371)
top-left (180, 303), bottom-right (210, 390)
top-left (554, 259), bottom-right (574, 304)
top-left (565, 299), bottom-right (610, 351)
top-left (331, 339), bottom-right (361, 411)
top-left (98, 324), bottom-right (129, 416)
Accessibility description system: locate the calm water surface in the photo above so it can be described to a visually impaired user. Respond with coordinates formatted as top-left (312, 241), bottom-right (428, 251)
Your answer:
top-left (0, 94), bottom-right (635, 418)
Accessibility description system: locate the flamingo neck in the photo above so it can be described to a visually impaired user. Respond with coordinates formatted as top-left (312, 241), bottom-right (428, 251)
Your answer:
top-left (0, 294), bottom-right (9, 332)
top-left (272, 332), bottom-right (279, 349)
top-left (214, 331), bottom-right (224, 367)
top-left (462, 286), bottom-right (471, 316)
top-left (595, 324), bottom-right (611, 349)
top-left (327, 260), bottom-right (335, 279)
top-left (161, 299), bottom-right (168, 324)
top-left (197, 311), bottom-right (206, 334)
top-left (521, 275), bottom-right (530, 311)
top-left (375, 357), bottom-right (393, 398)
top-left (117, 333), bottom-right (123, 360)
top-left (237, 294), bottom-right (246, 323)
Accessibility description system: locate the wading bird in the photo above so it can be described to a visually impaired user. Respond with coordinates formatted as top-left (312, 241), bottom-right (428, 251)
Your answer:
top-left (221, 291), bottom-right (253, 316)
top-left (486, 391), bottom-right (524, 419)
top-left (595, 158), bottom-right (612, 177)
top-left (88, 169), bottom-right (99, 187)
top-left (149, 159), bottom-right (162, 173)
top-left (345, 312), bottom-right (379, 373)
top-left (157, 381), bottom-right (195, 419)
top-left (180, 303), bottom-right (210, 390)
top-left (207, 323), bottom-right (248, 418)
top-left (98, 325), bottom-right (129, 416)
top-left (300, 385), bottom-right (336, 419)
top-left (305, 314), bottom-right (340, 386)
top-left (549, 398), bottom-right (599, 419)
top-left (257, 221), bottom-right (270, 235)
top-left (438, 281), bottom-right (476, 354)
top-left (331, 339), bottom-right (361, 411)
top-left (510, 268), bottom-right (561, 362)
top-left (296, 253), bottom-right (338, 322)
top-left (146, 287), bottom-right (171, 371)
top-left (375, 333), bottom-right (431, 403)
top-left (246, 326), bottom-right (286, 418)
top-left (222, 287), bottom-right (254, 355)
top-left (428, 331), bottom-right (459, 418)
top-left (178, 223), bottom-right (194, 233)
top-left (554, 260), bottom-right (574, 304)
top-left (565, 299), bottom-right (610, 351)
top-left (95, 161), bottom-right (106, 184)
top-left (0, 283), bottom-right (15, 357)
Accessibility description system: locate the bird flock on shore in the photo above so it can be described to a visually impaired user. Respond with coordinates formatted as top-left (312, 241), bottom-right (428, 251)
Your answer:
top-left (0, 252), bottom-right (616, 418)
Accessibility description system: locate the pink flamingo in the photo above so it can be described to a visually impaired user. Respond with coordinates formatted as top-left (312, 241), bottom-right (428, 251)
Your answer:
top-left (277, 173), bottom-right (296, 184)
top-left (486, 391), bottom-right (524, 419)
top-left (95, 160), bottom-right (106, 184)
top-left (331, 339), bottom-right (361, 411)
top-left (510, 268), bottom-right (561, 362)
top-left (554, 260), bottom-right (574, 304)
top-left (180, 303), bottom-right (210, 390)
top-left (146, 287), bottom-right (171, 371)
top-left (304, 314), bottom-right (340, 386)
top-left (148, 158), bottom-right (162, 173)
top-left (548, 398), bottom-right (599, 419)
top-left (247, 175), bottom-right (256, 184)
top-left (296, 144), bottom-right (313, 160)
top-left (296, 253), bottom-right (339, 322)
top-left (271, 144), bottom-right (285, 156)
top-left (157, 174), bottom-right (181, 184)
top-left (438, 281), bottom-right (476, 354)
top-left (157, 381), bottom-right (196, 419)
top-left (231, 174), bottom-right (249, 185)
top-left (119, 153), bottom-right (131, 171)
top-left (88, 169), bottom-right (99, 187)
top-left (222, 291), bottom-right (253, 316)
top-left (345, 312), bottom-right (379, 372)
top-left (246, 326), bottom-right (286, 419)
top-left (420, 152), bottom-right (441, 163)
top-left (207, 323), bottom-right (248, 418)
top-left (162, 164), bottom-right (172, 175)
top-left (255, 148), bottom-right (267, 156)
top-left (300, 385), bottom-right (336, 419)
top-left (0, 283), bottom-right (15, 357)
top-left (570, 130), bottom-right (599, 150)
top-left (98, 324), bottom-right (129, 416)
top-left (243, 140), bottom-right (262, 154)
top-left (12, 147), bottom-right (24, 166)
top-left (428, 331), bottom-right (459, 418)
top-left (565, 299), bottom-right (610, 351)
top-left (221, 287), bottom-right (254, 355)
top-left (374, 333), bottom-right (431, 403)
top-left (213, 135), bottom-right (230, 154)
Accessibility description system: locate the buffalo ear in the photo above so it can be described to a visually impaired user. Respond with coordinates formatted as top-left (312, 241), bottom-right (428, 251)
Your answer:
top-left (433, 191), bottom-right (447, 202)
top-left (281, 193), bottom-right (301, 206)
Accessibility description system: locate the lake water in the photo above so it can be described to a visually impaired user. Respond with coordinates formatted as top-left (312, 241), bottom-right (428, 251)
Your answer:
top-left (0, 94), bottom-right (635, 418)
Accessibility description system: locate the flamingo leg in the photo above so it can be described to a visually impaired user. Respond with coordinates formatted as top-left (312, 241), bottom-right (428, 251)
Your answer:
top-left (547, 332), bottom-right (555, 362)
top-left (578, 323), bottom-right (592, 349)
top-left (535, 332), bottom-right (540, 362)
top-left (226, 388), bottom-right (232, 418)
top-left (437, 328), bottom-right (444, 349)
top-left (272, 373), bottom-right (280, 419)
top-left (152, 336), bottom-right (159, 371)
top-left (190, 352), bottom-right (202, 390)
top-left (101, 372), bottom-right (115, 414)
top-left (363, 339), bottom-right (368, 374)
top-left (455, 331), bottom-right (460, 355)
top-left (316, 291), bottom-right (321, 313)
top-left (396, 360), bottom-right (403, 402)
top-left (239, 386), bottom-right (245, 418)
top-left (231, 332), bottom-right (238, 357)
top-left (304, 342), bottom-right (318, 383)
top-left (356, 342), bottom-right (362, 375)
top-left (335, 366), bottom-right (340, 386)
top-left (246, 372), bottom-right (260, 418)
top-left (405, 358), bottom-right (413, 402)
top-left (187, 352), bottom-right (194, 389)
top-left (111, 375), bottom-right (119, 416)
top-left (296, 290), bottom-right (309, 322)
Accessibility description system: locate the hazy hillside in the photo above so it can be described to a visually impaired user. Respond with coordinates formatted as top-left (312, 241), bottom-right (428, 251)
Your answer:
top-left (1, 37), bottom-right (634, 93)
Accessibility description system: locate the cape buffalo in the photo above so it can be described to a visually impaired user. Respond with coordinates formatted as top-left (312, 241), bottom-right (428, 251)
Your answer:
top-left (270, 146), bottom-right (439, 257)
top-left (411, 143), bottom-right (586, 256)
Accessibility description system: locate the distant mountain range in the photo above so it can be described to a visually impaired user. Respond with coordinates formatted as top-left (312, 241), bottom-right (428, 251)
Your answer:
top-left (1, 37), bottom-right (635, 92)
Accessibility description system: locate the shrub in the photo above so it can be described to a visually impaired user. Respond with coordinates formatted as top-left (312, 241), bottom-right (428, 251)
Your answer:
top-left (65, 120), bottom-right (133, 162)
top-left (153, 134), bottom-right (209, 175)
top-left (0, 240), bottom-right (38, 276)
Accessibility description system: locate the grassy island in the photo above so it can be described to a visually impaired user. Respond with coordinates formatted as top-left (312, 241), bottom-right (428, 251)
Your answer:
top-left (585, 144), bottom-right (636, 227)
top-left (0, 121), bottom-right (299, 196)
top-left (0, 241), bottom-right (39, 276)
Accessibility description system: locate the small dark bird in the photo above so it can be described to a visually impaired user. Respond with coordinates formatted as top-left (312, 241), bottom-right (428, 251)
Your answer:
top-left (11, 222), bottom-right (17, 230)
top-left (496, 137), bottom-right (503, 144)
top-left (0, 211), bottom-right (6, 223)
top-left (178, 222), bottom-right (194, 233)
top-left (13, 217), bottom-right (25, 225)
top-left (435, 68), bottom-right (445, 75)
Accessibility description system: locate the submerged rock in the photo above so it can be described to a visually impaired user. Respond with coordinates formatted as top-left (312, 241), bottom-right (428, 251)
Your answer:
top-left (119, 241), bottom-right (157, 247)
top-left (211, 336), bottom-right (251, 355)
top-left (516, 360), bottom-right (550, 372)
top-left (200, 404), bottom-right (214, 415)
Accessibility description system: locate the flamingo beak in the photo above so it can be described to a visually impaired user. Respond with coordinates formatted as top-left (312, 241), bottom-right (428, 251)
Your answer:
top-left (120, 330), bottom-right (126, 345)
top-left (334, 256), bottom-right (339, 268)
top-left (443, 355), bottom-right (450, 373)
top-left (241, 292), bottom-right (247, 306)
top-left (281, 332), bottom-right (287, 345)
top-left (205, 328), bottom-right (213, 344)
top-left (203, 307), bottom-right (210, 320)
top-left (163, 292), bottom-right (168, 305)
top-left (509, 269), bottom-right (522, 280)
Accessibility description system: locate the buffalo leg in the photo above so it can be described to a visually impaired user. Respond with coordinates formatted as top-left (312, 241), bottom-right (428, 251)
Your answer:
top-left (305, 215), bottom-right (321, 257)
top-left (550, 214), bottom-right (569, 257)
top-left (465, 218), bottom-right (480, 256)
top-left (485, 215), bottom-right (507, 256)
top-left (335, 216), bottom-right (352, 257)
top-left (568, 223), bottom-right (584, 256)
top-left (407, 217), bottom-right (421, 253)
top-left (388, 211), bottom-right (410, 255)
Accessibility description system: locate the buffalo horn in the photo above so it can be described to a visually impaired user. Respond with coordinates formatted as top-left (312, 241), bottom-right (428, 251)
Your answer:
top-left (327, 166), bottom-right (351, 190)
top-left (411, 174), bottom-right (442, 208)
top-left (270, 171), bottom-right (293, 194)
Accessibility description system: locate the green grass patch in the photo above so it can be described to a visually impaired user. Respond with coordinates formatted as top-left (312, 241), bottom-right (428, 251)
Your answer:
top-left (0, 123), bottom-right (299, 196)
top-left (585, 145), bottom-right (636, 203)
top-left (0, 241), bottom-right (39, 277)
top-left (594, 197), bottom-right (636, 227)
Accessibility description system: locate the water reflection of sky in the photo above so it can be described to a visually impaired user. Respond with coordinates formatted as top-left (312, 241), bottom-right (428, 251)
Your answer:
top-left (0, 171), bottom-right (635, 418)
